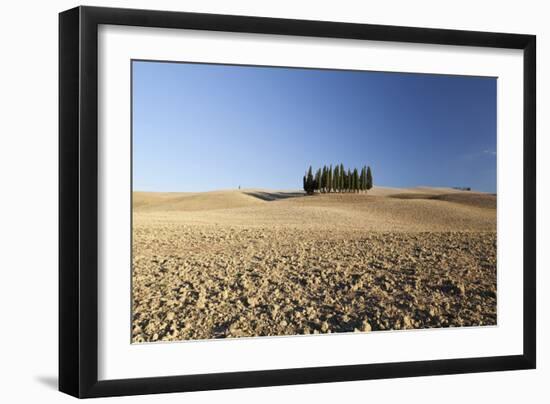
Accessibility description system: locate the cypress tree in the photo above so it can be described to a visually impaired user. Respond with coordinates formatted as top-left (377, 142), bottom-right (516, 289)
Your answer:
top-left (334, 167), bottom-right (337, 192)
top-left (334, 165), bottom-right (339, 193)
top-left (315, 168), bottom-right (322, 192)
top-left (325, 166), bottom-right (330, 192)
top-left (303, 164), bottom-right (373, 194)
top-left (306, 166), bottom-right (314, 194)
top-left (328, 164), bottom-right (333, 193)
top-left (325, 167), bottom-right (329, 192)
top-left (340, 164), bottom-right (344, 192)
top-left (342, 169), bottom-right (348, 192)
top-left (366, 166), bottom-right (373, 190)
top-left (344, 169), bottom-right (348, 192)
top-left (338, 165), bottom-right (342, 192)
top-left (342, 169), bottom-right (347, 192)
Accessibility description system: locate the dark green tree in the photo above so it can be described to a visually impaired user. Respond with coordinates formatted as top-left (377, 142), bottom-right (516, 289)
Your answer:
top-left (344, 169), bottom-right (348, 192)
top-left (340, 164), bottom-right (345, 192)
top-left (305, 166), bottom-right (314, 194)
top-left (303, 164), bottom-right (373, 194)
top-left (353, 168), bottom-right (359, 192)
top-left (366, 166), bottom-right (373, 190)
top-left (342, 169), bottom-right (347, 192)
top-left (334, 164), bottom-right (340, 192)
top-left (328, 164), bottom-right (333, 193)
top-left (315, 168), bottom-right (322, 192)
top-left (360, 166), bottom-right (366, 192)
top-left (334, 165), bottom-right (339, 193)
top-left (342, 169), bottom-right (348, 192)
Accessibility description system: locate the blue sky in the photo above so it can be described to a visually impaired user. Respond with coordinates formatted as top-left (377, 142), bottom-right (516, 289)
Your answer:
top-left (132, 61), bottom-right (496, 193)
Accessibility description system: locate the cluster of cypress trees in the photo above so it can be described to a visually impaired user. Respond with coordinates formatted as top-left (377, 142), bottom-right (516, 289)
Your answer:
top-left (303, 164), bottom-right (372, 195)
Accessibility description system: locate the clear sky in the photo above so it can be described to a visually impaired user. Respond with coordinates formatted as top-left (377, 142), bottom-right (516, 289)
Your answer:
top-left (132, 60), bottom-right (496, 193)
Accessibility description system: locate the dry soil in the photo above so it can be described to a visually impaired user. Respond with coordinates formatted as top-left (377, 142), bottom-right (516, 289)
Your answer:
top-left (132, 187), bottom-right (497, 342)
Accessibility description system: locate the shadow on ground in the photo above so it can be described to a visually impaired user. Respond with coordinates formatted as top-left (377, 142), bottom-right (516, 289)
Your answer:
top-left (389, 192), bottom-right (496, 209)
top-left (35, 375), bottom-right (58, 390)
top-left (244, 191), bottom-right (306, 202)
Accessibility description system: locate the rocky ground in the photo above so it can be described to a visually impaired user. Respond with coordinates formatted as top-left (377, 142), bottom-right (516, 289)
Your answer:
top-left (131, 188), bottom-right (497, 343)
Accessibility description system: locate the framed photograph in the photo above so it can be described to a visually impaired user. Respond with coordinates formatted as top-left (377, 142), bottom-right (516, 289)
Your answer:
top-left (59, 6), bottom-right (536, 398)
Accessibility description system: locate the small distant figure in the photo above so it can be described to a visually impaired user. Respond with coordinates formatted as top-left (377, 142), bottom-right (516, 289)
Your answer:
top-left (238, 185), bottom-right (241, 190)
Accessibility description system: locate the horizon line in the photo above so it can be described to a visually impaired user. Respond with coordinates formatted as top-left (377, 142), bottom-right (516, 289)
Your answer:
top-left (132, 185), bottom-right (496, 194)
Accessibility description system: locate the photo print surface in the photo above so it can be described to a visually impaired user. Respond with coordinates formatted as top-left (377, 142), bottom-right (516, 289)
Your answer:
top-left (131, 60), bottom-right (497, 343)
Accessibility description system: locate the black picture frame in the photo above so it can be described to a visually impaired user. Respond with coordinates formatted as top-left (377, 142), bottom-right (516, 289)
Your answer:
top-left (59, 5), bottom-right (536, 398)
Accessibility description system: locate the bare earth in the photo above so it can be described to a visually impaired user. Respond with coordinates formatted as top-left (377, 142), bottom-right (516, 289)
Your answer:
top-left (132, 187), bottom-right (497, 343)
